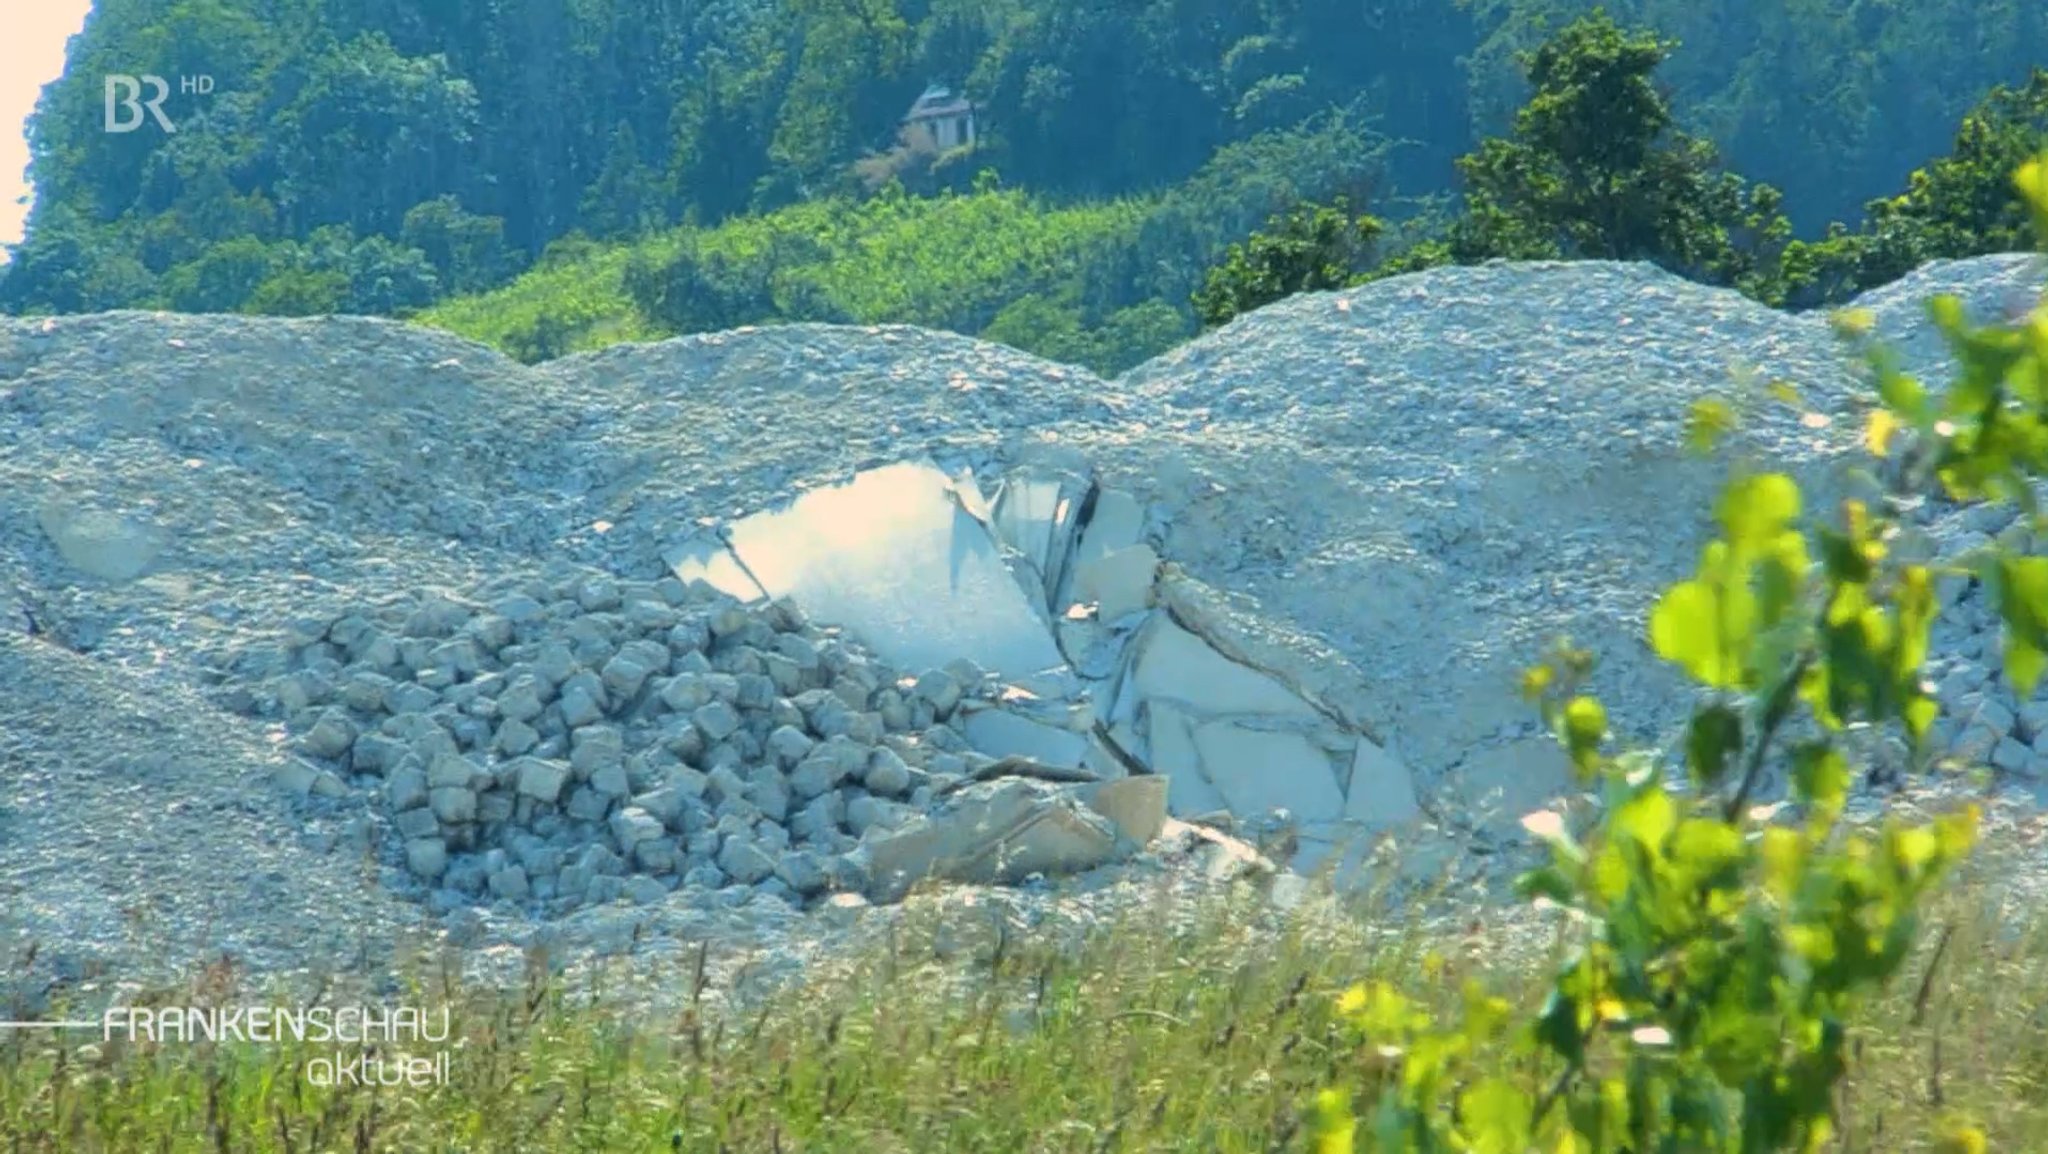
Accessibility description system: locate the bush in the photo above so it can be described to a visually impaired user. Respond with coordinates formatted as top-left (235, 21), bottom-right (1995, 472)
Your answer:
top-left (1191, 195), bottom-right (1383, 328)
top-left (1310, 153), bottom-right (2048, 1153)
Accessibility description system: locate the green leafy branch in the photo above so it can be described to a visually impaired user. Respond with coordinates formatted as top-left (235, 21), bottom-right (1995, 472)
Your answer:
top-left (1311, 152), bottom-right (2048, 1154)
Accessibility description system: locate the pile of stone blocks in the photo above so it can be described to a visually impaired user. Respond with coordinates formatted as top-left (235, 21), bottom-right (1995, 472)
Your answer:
top-left (257, 571), bottom-right (1072, 913)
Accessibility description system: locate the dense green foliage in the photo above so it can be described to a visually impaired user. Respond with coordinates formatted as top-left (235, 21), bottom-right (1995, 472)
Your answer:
top-left (1425, 12), bottom-right (1795, 298)
top-left (2, 0), bottom-right (2041, 335)
top-left (1465, 0), bottom-right (2048, 235)
top-left (1191, 196), bottom-right (1383, 329)
top-left (418, 111), bottom-right (1392, 373)
top-left (1193, 19), bottom-right (2047, 330)
top-left (1305, 154), bottom-right (2048, 1153)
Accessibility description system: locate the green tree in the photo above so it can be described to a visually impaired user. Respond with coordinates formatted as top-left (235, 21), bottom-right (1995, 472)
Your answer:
top-left (268, 31), bottom-right (480, 238)
top-left (399, 195), bottom-right (519, 294)
top-left (578, 123), bottom-right (670, 240)
top-left (622, 234), bottom-right (784, 334)
top-left (158, 235), bottom-right (278, 312)
top-left (1439, 11), bottom-right (1798, 300)
top-left (0, 206), bottom-right (156, 313)
top-left (243, 266), bottom-right (348, 316)
top-left (1190, 195), bottom-right (1383, 328)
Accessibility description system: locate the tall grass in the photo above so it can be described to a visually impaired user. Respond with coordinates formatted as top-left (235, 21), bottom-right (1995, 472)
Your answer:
top-left (4, 840), bottom-right (2044, 1153)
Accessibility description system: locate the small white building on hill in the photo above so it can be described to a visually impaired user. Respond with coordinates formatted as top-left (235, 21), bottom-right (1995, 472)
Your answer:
top-left (902, 83), bottom-right (975, 150)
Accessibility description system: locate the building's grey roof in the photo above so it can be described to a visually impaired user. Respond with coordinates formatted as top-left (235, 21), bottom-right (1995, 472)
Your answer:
top-left (905, 85), bottom-right (972, 120)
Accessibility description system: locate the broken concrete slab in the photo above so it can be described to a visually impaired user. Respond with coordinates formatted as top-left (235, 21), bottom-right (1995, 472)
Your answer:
top-left (990, 475), bottom-right (1066, 589)
top-left (657, 460), bottom-right (1429, 870)
top-left (1074, 487), bottom-right (1144, 564)
top-left (1089, 719), bottom-right (1147, 779)
top-left (957, 705), bottom-right (1090, 766)
top-left (1130, 617), bottom-right (1320, 718)
top-left (1454, 736), bottom-right (1576, 834)
top-left (1076, 774), bottom-right (1169, 847)
top-left (1343, 737), bottom-right (1422, 827)
top-left (1191, 720), bottom-right (1346, 823)
top-left (862, 778), bottom-right (1134, 900)
top-left (665, 462), bottom-right (1070, 684)
top-left (1073, 544), bottom-right (1158, 623)
top-left (1152, 570), bottom-right (1391, 738)
top-left (1143, 699), bottom-right (1230, 815)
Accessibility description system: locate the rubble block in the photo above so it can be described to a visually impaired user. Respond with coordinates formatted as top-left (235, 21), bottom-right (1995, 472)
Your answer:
top-left (1192, 721), bottom-right (1346, 823)
top-left (863, 778), bottom-right (1135, 900)
top-left (662, 461), bottom-right (1069, 684)
top-left (1144, 700), bottom-right (1230, 814)
top-left (36, 503), bottom-right (163, 582)
top-left (1076, 775), bottom-right (1169, 847)
top-left (1343, 737), bottom-right (1421, 826)
top-left (1054, 614), bottom-right (1125, 679)
top-left (1130, 618), bottom-right (1320, 717)
top-left (1072, 544), bottom-right (1158, 623)
top-left (1455, 736), bottom-right (1575, 833)
top-left (1074, 488), bottom-right (1145, 565)
top-left (1167, 818), bottom-right (1280, 880)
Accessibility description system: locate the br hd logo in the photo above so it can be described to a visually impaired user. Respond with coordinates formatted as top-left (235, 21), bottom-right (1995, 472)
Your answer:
top-left (104, 74), bottom-right (213, 133)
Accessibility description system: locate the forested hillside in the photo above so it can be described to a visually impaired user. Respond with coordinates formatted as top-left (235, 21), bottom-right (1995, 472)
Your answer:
top-left (1, 0), bottom-right (2043, 365)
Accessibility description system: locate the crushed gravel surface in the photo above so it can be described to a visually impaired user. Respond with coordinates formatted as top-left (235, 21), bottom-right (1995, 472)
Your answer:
top-left (2, 253), bottom-right (2043, 1010)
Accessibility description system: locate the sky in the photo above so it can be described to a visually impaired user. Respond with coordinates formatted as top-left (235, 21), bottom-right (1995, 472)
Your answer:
top-left (1, 0), bottom-right (94, 255)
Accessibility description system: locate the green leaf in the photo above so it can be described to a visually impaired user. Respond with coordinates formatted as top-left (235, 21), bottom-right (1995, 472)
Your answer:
top-left (1790, 742), bottom-right (1849, 825)
top-left (1895, 565), bottom-right (1937, 679)
top-left (1611, 783), bottom-right (1677, 854)
top-left (1651, 581), bottom-right (1741, 686)
top-left (1865, 407), bottom-right (1902, 457)
top-left (1307, 1087), bottom-right (1356, 1154)
top-left (1832, 307), bottom-right (1876, 337)
top-left (1684, 703), bottom-right (1743, 788)
top-left (1935, 1122), bottom-right (1989, 1154)
top-left (1998, 555), bottom-right (2048, 696)
top-left (2019, 153), bottom-right (2048, 243)
top-left (1719, 473), bottom-right (1801, 552)
top-left (1534, 988), bottom-right (1585, 1066)
top-left (1759, 826), bottom-right (1804, 901)
top-left (1562, 696), bottom-right (1607, 774)
top-left (1904, 695), bottom-right (1939, 744)
top-left (1934, 807), bottom-right (1981, 860)
top-left (1817, 525), bottom-right (1872, 584)
top-left (1459, 1078), bottom-right (1534, 1154)
top-left (1516, 864), bottom-right (1578, 905)
top-left (2008, 637), bottom-right (2047, 699)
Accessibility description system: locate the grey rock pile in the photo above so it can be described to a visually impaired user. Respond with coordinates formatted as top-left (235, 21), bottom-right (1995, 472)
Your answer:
top-left (238, 567), bottom-right (1005, 915)
top-left (1912, 497), bottom-right (2048, 784)
top-left (3, 254), bottom-right (2041, 1000)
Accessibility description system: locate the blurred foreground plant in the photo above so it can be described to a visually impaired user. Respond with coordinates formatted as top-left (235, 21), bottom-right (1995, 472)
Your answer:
top-left (1312, 153), bottom-right (2048, 1153)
